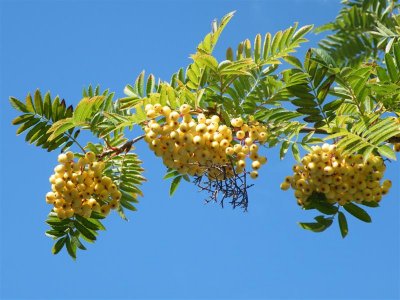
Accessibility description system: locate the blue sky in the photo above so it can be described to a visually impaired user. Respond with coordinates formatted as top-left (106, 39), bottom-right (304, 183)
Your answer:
top-left (1, 0), bottom-right (399, 299)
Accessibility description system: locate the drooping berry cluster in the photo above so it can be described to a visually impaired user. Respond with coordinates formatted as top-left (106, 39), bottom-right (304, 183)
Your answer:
top-left (144, 104), bottom-right (268, 180)
top-left (46, 151), bottom-right (121, 219)
top-left (281, 143), bottom-right (392, 207)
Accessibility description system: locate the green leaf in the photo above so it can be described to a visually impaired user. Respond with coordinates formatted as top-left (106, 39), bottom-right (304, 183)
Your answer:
top-left (71, 235), bottom-right (87, 250)
top-left (90, 211), bottom-right (106, 219)
top-left (47, 118), bottom-right (76, 141)
top-left (163, 169), bottom-right (180, 180)
top-left (314, 215), bottom-right (333, 228)
top-left (385, 53), bottom-right (398, 82)
top-left (34, 90), bottom-right (44, 115)
top-left (361, 201), bottom-right (379, 208)
top-left (292, 99), bottom-right (318, 108)
top-left (65, 235), bottom-right (77, 260)
top-left (298, 222), bottom-right (326, 232)
top-left (338, 212), bottom-right (348, 238)
top-left (46, 229), bottom-right (66, 239)
top-left (280, 141), bottom-right (290, 160)
top-left (377, 144), bottom-right (396, 160)
top-left (170, 176), bottom-right (182, 196)
top-left (52, 237), bottom-right (66, 255)
top-left (73, 96), bottom-right (105, 122)
top-left (146, 74), bottom-right (155, 95)
top-left (343, 203), bottom-right (371, 223)
top-left (291, 143), bottom-right (301, 162)
top-left (43, 92), bottom-right (52, 120)
top-left (75, 215), bottom-right (100, 231)
top-left (16, 117), bottom-right (40, 135)
top-left (12, 114), bottom-right (33, 125)
top-left (313, 202), bottom-right (338, 215)
top-left (10, 97), bottom-right (28, 113)
top-left (317, 75), bottom-right (335, 103)
top-left (284, 55), bottom-right (303, 69)
top-left (74, 220), bottom-right (97, 241)
top-left (323, 99), bottom-right (344, 111)
top-left (25, 93), bottom-right (35, 112)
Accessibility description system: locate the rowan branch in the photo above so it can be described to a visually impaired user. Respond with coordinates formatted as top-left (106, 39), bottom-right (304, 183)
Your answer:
top-left (299, 127), bottom-right (400, 143)
top-left (98, 135), bottom-right (145, 159)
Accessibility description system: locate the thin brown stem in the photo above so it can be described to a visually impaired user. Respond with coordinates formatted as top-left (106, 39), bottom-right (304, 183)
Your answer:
top-left (98, 135), bottom-right (145, 159)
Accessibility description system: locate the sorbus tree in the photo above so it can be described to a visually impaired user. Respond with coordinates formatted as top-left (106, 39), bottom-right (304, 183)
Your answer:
top-left (9, 0), bottom-right (400, 259)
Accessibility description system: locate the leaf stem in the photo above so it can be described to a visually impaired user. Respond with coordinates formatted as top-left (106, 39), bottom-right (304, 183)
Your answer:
top-left (65, 131), bottom-right (86, 153)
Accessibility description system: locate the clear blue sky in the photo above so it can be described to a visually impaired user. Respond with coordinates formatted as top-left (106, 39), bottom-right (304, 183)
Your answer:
top-left (1, 1), bottom-right (399, 299)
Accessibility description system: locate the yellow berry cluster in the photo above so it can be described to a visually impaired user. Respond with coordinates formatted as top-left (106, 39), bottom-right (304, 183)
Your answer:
top-left (143, 104), bottom-right (268, 180)
top-left (45, 151), bottom-right (121, 219)
top-left (281, 143), bottom-right (392, 207)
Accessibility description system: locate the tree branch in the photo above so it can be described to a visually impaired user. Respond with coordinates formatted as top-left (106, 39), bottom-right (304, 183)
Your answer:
top-left (299, 127), bottom-right (400, 144)
top-left (98, 135), bottom-right (145, 159)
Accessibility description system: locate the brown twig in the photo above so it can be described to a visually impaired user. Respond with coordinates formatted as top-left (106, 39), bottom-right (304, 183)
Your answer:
top-left (98, 135), bottom-right (145, 159)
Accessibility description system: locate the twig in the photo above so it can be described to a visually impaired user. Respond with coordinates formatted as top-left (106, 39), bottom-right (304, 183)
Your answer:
top-left (98, 135), bottom-right (145, 159)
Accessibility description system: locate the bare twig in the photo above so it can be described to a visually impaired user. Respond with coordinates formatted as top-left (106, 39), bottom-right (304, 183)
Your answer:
top-left (193, 162), bottom-right (253, 211)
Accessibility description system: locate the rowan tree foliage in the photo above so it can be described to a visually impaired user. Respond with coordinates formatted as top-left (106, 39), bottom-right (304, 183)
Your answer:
top-left (9, 0), bottom-right (400, 259)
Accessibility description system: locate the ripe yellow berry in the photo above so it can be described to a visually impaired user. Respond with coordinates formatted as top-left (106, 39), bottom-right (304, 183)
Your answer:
top-left (179, 104), bottom-right (191, 114)
top-left (65, 151), bottom-right (74, 161)
top-left (54, 164), bottom-right (66, 173)
top-left (231, 117), bottom-right (244, 127)
top-left (382, 179), bottom-right (392, 189)
top-left (237, 160), bottom-right (246, 168)
top-left (280, 182), bottom-right (290, 190)
top-left (169, 111), bottom-right (180, 121)
top-left (245, 138), bottom-right (253, 146)
top-left (162, 106), bottom-right (172, 116)
top-left (85, 152), bottom-right (96, 163)
top-left (211, 115), bottom-right (220, 123)
top-left (146, 109), bottom-right (156, 118)
top-left (225, 147), bottom-right (234, 156)
top-left (233, 144), bottom-right (242, 153)
top-left (45, 192), bottom-right (56, 204)
top-left (197, 113), bottom-right (206, 124)
top-left (250, 171), bottom-right (258, 179)
top-left (193, 135), bottom-right (204, 145)
top-left (236, 131), bottom-right (245, 139)
top-left (220, 139), bottom-right (229, 148)
top-left (258, 156), bottom-right (267, 165)
top-left (258, 132), bottom-right (267, 142)
top-left (196, 123), bottom-right (207, 134)
top-left (58, 153), bottom-right (68, 164)
top-left (100, 205), bottom-right (111, 216)
top-left (249, 144), bottom-right (258, 153)
top-left (251, 160), bottom-right (261, 170)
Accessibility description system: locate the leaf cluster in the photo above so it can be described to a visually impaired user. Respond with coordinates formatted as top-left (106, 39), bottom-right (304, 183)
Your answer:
top-left (46, 211), bottom-right (106, 259)
top-left (11, 90), bottom-right (80, 152)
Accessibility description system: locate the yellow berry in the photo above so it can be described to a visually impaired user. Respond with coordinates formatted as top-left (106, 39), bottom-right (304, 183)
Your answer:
top-left (251, 160), bottom-right (261, 170)
top-left (85, 152), bottom-right (96, 163)
top-left (280, 182), bottom-right (290, 190)
top-left (58, 153), bottom-right (68, 164)
top-left (250, 171), bottom-right (258, 179)
top-left (225, 147), bottom-right (234, 156)
top-left (179, 104), bottom-right (191, 114)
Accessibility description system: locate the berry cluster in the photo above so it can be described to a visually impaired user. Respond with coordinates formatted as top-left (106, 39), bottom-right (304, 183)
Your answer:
top-left (281, 143), bottom-right (392, 207)
top-left (46, 151), bottom-right (121, 219)
top-left (143, 104), bottom-right (268, 180)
